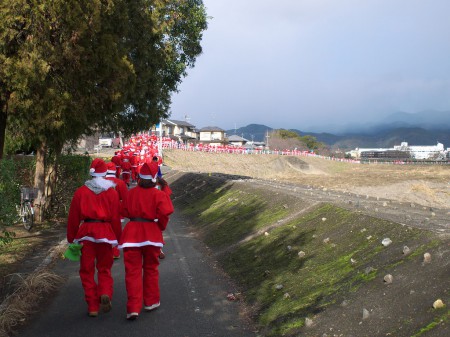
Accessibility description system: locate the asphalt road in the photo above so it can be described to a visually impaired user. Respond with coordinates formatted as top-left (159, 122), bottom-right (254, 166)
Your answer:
top-left (18, 210), bottom-right (256, 337)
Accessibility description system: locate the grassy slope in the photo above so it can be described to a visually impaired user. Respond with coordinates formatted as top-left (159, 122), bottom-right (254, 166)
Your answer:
top-left (168, 171), bottom-right (449, 337)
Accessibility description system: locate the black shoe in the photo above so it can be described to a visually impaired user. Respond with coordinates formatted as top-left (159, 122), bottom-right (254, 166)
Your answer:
top-left (100, 294), bottom-right (112, 313)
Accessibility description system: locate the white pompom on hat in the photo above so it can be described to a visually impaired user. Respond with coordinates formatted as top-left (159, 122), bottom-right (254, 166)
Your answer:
top-left (89, 158), bottom-right (107, 177)
top-left (139, 162), bottom-right (159, 182)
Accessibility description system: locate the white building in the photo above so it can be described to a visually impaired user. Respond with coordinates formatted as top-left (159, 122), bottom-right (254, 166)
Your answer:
top-left (198, 126), bottom-right (227, 146)
top-left (227, 135), bottom-right (248, 147)
top-left (347, 148), bottom-right (394, 159)
top-left (348, 142), bottom-right (447, 160)
top-left (393, 142), bottom-right (445, 160)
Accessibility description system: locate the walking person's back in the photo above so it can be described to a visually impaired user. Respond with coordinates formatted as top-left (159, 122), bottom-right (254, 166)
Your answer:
top-left (119, 161), bottom-right (174, 320)
top-left (66, 158), bottom-right (122, 317)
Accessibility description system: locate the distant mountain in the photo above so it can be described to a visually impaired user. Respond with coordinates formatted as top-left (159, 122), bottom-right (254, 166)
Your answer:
top-left (381, 110), bottom-right (450, 129)
top-left (225, 124), bottom-right (273, 142)
top-left (227, 124), bottom-right (450, 150)
top-left (332, 110), bottom-right (450, 135)
top-left (330, 127), bottom-right (450, 149)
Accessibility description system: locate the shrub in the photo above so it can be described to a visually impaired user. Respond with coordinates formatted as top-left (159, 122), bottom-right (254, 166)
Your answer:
top-left (46, 155), bottom-right (91, 219)
top-left (0, 159), bottom-right (20, 245)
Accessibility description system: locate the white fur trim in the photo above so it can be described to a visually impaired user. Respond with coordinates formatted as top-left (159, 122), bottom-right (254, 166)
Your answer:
top-left (139, 173), bottom-right (155, 180)
top-left (74, 237), bottom-right (118, 246)
top-left (91, 171), bottom-right (107, 177)
top-left (92, 177), bottom-right (116, 190)
top-left (118, 241), bottom-right (163, 249)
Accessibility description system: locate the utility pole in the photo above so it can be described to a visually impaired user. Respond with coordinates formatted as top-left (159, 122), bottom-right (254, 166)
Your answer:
top-left (266, 130), bottom-right (270, 148)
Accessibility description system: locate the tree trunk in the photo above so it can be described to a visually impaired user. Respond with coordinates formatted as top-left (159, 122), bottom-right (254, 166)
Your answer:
top-left (45, 143), bottom-right (63, 219)
top-left (45, 159), bottom-right (57, 219)
top-left (0, 95), bottom-right (9, 159)
top-left (34, 142), bottom-right (47, 223)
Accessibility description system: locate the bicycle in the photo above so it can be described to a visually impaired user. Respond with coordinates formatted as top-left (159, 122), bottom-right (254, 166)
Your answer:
top-left (18, 187), bottom-right (38, 231)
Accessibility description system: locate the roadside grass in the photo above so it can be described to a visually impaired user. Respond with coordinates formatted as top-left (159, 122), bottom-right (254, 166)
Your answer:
top-left (175, 177), bottom-right (440, 336)
top-left (218, 204), bottom-right (434, 336)
top-left (0, 221), bottom-right (64, 277)
top-left (0, 235), bottom-right (36, 280)
top-left (411, 308), bottom-right (450, 337)
top-left (183, 187), bottom-right (292, 249)
top-left (0, 270), bottom-right (64, 337)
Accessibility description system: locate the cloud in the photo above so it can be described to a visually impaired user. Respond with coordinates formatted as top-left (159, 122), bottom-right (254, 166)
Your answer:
top-left (171, 0), bottom-right (450, 132)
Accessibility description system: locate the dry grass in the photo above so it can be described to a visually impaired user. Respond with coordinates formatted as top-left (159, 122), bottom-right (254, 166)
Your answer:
top-left (163, 149), bottom-right (450, 208)
top-left (0, 270), bottom-right (64, 337)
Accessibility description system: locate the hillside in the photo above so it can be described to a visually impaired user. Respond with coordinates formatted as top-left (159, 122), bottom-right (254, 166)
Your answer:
top-left (166, 161), bottom-right (449, 336)
top-left (163, 149), bottom-right (450, 209)
top-left (228, 124), bottom-right (450, 149)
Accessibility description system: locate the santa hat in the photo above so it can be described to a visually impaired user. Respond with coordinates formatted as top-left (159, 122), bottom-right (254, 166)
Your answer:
top-left (89, 158), bottom-right (107, 177)
top-left (139, 162), bottom-right (159, 182)
top-left (106, 162), bottom-right (116, 174)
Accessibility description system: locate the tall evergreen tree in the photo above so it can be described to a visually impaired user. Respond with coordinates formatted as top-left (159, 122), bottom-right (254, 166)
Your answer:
top-left (0, 0), bottom-right (207, 220)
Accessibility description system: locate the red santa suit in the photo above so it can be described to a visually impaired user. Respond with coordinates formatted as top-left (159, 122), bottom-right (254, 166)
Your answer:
top-left (121, 158), bottom-right (132, 186)
top-left (67, 158), bottom-right (122, 315)
top-left (119, 162), bottom-right (174, 320)
top-left (111, 152), bottom-right (122, 178)
top-left (105, 162), bottom-right (129, 259)
top-left (129, 153), bottom-right (140, 182)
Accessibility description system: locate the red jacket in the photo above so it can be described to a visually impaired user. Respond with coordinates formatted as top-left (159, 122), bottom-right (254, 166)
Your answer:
top-left (130, 155), bottom-right (139, 167)
top-left (67, 180), bottom-right (121, 245)
top-left (111, 155), bottom-right (122, 168)
top-left (121, 161), bottom-right (132, 173)
top-left (119, 185), bottom-right (173, 249)
top-left (105, 175), bottom-right (128, 203)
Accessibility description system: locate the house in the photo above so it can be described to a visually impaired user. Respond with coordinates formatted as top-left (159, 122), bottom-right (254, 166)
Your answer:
top-left (198, 126), bottom-right (227, 146)
top-left (227, 135), bottom-right (248, 147)
top-left (154, 119), bottom-right (198, 144)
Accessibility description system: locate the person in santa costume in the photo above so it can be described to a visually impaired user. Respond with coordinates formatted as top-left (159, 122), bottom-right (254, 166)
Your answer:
top-left (105, 161), bottom-right (129, 259)
top-left (67, 158), bottom-right (122, 317)
top-left (129, 152), bottom-right (140, 183)
top-left (121, 157), bottom-right (132, 186)
top-left (151, 155), bottom-right (169, 259)
top-left (111, 152), bottom-right (122, 178)
top-left (119, 161), bottom-right (174, 320)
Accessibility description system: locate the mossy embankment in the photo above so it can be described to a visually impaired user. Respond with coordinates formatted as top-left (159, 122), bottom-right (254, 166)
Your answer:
top-left (167, 171), bottom-right (449, 337)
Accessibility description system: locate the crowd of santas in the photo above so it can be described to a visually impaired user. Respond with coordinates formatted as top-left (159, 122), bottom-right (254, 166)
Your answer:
top-left (110, 134), bottom-right (163, 186)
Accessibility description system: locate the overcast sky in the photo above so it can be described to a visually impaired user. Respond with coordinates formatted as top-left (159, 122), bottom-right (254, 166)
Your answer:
top-left (169, 0), bottom-right (450, 132)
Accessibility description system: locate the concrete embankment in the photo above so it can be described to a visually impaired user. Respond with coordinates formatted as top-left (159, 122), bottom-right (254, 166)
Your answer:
top-left (167, 170), bottom-right (450, 337)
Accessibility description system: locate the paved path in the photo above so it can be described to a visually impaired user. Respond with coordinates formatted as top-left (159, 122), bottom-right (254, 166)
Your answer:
top-left (19, 210), bottom-right (256, 337)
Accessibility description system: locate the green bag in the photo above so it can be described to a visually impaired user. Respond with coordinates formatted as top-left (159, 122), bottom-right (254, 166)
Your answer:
top-left (63, 243), bottom-right (83, 261)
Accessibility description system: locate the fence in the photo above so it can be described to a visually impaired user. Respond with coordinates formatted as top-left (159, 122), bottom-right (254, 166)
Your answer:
top-left (158, 138), bottom-right (450, 166)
